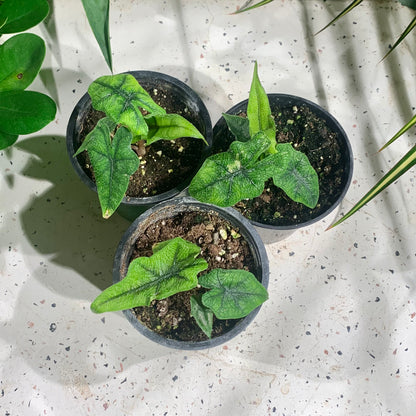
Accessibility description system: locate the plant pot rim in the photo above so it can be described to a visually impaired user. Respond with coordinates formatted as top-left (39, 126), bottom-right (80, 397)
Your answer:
top-left (216, 93), bottom-right (354, 231)
top-left (66, 70), bottom-right (213, 209)
top-left (113, 196), bottom-right (270, 350)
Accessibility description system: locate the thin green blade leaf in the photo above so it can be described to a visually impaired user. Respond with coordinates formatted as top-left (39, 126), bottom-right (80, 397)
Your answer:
top-left (0, 90), bottom-right (56, 134)
top-left (381, 16), bottom-right (416, 61)
top-left (233, 0), bottom-right (274, 14)
top-left (200, 269), bottom-right (268, 320)
top-left (315, 0), bottom-right (363, 35)
top-left (379, 114), bottom-right (416, 152)
top-left (79, 119), bottom-right (139, 219)
top-left (270, 143), bottom-right (319, 208)
top-left (222, 113), bottom-right (250, 142)
top-left (0, 0), bottom-right (49, 34)
top-left (81, 0), bottom-right (112, 71)
top-left (145, 113), bottom-right (206, 145)
top-left (190, 294), bottom-right (213, 338)
top-left (0, 129), bottom-right (18, 150)
top-left (91, 237), bottom-right (208, 313)
top-left (189, 132), bottom-right (271, 207)
top-left (88, 74), bottom-right (166, 138)
top-left (329, 145), bottom-right (416, 228)
top-left (0, 33), bottom-right (45, 91)
top-left (247, 62), bottom-right (276, 152)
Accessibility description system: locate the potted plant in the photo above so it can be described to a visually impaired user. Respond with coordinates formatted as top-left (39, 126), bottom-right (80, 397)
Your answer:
top-left (66, 71), bottom-right (213, 220)
top-left (189, 62), bottom-right (353, 237)
top-left (90, 197), bottom-right (269, 350)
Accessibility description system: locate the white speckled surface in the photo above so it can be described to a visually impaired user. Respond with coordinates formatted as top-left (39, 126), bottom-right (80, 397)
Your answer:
top-left (1, 1), bottom-right (416, 415)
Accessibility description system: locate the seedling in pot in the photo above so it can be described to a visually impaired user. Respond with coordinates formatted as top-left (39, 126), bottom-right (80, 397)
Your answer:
top-left (90, 237), bottom-right (268, 339)
top-left (74, 73), bottom-right (207, 219)
top-left (189, 62), bottom-right (319, 209)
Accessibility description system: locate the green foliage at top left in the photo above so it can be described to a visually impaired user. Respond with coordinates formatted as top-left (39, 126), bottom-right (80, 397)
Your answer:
top-left (0, 0), bottom-right (56, 150)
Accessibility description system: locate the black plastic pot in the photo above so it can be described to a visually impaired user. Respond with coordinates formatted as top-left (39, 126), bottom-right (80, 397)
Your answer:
top-left (213, 94), bottom-right (353, 241)
top-left (66, 71), bottom-right (213, 221)
top-left (113, 196), bottom-right (269, 350)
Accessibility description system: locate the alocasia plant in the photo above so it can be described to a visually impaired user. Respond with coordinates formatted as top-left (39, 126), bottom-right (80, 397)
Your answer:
top-left (75, 73), bottom-right (207, 219)
top-left (91, 237), bottom-right (268, 339)
top-left (0, 0), bottom-right (56, 150)
top-left (189, 62), bottom-right (319, 210)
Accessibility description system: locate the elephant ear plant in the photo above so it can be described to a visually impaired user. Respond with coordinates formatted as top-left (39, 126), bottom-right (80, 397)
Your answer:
top-left (189, 62), bottom-right (319, 210)
top-left (74, 73), bottom-right (206, 219)
top-left (91, 237), bottom-right (268, 339)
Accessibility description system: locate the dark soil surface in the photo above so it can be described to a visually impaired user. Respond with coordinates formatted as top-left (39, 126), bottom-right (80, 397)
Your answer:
top-left (76, 80), bottom-right (206, 198)
top-left (215, 104), bottom-right (348, 226)
top-left (129, 210), bottom-right (258, 342)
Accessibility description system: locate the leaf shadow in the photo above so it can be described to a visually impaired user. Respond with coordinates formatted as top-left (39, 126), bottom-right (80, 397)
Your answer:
top-left (16, 134), bottom-right (130, 295)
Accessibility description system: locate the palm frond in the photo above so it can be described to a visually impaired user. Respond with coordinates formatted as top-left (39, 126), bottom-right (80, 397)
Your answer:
top-left (328, 145), bottom-right (416, 228)
top-left (233, 0), bottom-right (274, 14)
top-left (381, 16), bottom-right (416, 61)
top-left (315, 0), bottom-right (363, 35)
top-left (379, 114), bottom-right (416, 152)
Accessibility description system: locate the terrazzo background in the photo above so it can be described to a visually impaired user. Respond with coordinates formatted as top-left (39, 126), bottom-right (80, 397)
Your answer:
top-left (1, 1), bottom-right (416, 415)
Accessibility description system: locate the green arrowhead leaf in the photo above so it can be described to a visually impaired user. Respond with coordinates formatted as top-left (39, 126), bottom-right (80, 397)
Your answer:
top-left (88, 74), bottom-right (166, 138)
top-left (200, 269), bottom-right (268, 320)
top-left (222, 113), bottom-right (250, 142)
top-left (189, 132), bottom-right (271, 206)
top-left (0, 129), bottom-right (18, 150)
top-left (81, 0), bottom-right (112, 71)
top-left (0, 0), bottom-right (49, 34)
top-left (190, 294), bottom-right (213, 338)
top-left (0, 90), bottom-right (56, 135)
top-left (91, 237), bottom-right (208, 313)
top-left (144, 113), bottom-right (206, 145)
top-left (247, 62), bottom-right (276, 152)
top-left (76, 117), bottom-right (140, 219)
top-left (270, 143), bottom-right (319, 208)
top-left (0, 33), bottom-right (45, 92)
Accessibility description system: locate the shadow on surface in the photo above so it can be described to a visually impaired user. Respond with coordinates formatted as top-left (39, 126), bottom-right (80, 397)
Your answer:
top-left (16, 135), bottom-right (129, 294)
top-left (1, 134), bottom-right (172, 386)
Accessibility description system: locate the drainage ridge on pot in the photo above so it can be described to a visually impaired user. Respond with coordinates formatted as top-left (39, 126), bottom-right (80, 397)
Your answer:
top-left (213, 93), bottom-right (353, 240)
top-left (112, 196), bottom-right (270, 350)
top-left (66, 71), bottom-right (213, 221)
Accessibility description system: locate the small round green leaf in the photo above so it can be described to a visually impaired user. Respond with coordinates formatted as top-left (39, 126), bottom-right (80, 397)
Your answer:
top-left (0, 90), bottom-right (56, 135)
top-left (0, 129), bottom-right (18, 149)
top-left (0, 33), bottom-right (46, 91)
top-left (0, 0), bottom-right (49, 34)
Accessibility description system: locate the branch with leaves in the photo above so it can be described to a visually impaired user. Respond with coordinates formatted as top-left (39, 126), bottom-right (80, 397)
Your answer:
top-left (0, 0), bottom-right (56, 149)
